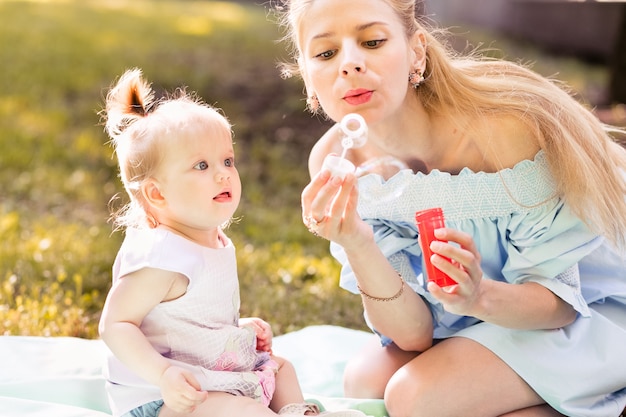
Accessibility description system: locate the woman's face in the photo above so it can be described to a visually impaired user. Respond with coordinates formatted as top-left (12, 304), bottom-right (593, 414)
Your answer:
top-left (298, 0), bottom-right (421, 125)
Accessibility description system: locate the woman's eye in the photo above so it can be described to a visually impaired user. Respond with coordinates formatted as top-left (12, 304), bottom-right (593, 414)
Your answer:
top-left (315, 49), bottom-right (335, 59)
top-left (194, 161), bottom-right (209, 170)
top-left (364, 39), bottom-right (385, 48)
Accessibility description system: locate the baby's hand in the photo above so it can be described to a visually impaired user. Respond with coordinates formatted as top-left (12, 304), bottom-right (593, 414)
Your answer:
top-left (159, 366), bottom-right (208, 413)
top-left (240, 317), bottom-right (273, 353)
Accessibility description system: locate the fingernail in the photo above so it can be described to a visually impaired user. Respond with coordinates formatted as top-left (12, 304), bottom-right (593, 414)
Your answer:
top-left (330, 175), bottom-right (343, 185)
top-left (430, 241), bottom-right (443, 251)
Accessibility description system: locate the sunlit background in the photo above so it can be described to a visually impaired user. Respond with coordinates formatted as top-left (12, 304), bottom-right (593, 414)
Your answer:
top-left (1, 0), bottom-right (623, 338)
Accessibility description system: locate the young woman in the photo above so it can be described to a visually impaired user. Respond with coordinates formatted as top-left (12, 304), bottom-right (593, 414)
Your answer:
top-left (275, 1), bottom-right (626, 416)
top-left (98, 68), bottom-right (366, 417)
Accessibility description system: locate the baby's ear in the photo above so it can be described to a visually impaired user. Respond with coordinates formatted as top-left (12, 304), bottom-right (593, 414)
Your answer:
top-left (141, 179), bottom-right (166, 209)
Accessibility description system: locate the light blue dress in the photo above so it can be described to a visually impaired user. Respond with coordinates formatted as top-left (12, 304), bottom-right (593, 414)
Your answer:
top-left (333, 151), bottom-right (626, 417)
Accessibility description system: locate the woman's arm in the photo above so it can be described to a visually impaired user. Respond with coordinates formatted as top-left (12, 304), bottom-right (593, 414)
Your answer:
top-left (302, 172), bottom-right (434, 352)
top-left (344, 237), bottom-right (435, 352)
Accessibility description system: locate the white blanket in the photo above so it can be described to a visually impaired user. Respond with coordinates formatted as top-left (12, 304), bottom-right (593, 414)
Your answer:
top-left (0, 326), bottom-right (387, 416)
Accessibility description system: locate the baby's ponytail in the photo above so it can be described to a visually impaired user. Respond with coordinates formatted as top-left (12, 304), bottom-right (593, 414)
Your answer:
top-left (101, 68), bottom-right (160, 230)
top-left (104, 68), bottom-right (155, 140)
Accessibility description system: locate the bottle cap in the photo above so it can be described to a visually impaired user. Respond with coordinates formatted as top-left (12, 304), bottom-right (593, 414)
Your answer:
top-left (415, 207), bottom-right (444, 224)
top-left (322, 154), bottom-right (356, 179)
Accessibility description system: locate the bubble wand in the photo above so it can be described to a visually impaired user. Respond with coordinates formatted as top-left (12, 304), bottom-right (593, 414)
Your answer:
top-left (322, 113), bottom-right (368, 179)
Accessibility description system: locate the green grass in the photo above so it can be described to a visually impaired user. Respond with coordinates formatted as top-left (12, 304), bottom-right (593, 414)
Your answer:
top-left (0, 0), bottom-right (611, 338)
top-left (0, 0), bottom-right (359, 337)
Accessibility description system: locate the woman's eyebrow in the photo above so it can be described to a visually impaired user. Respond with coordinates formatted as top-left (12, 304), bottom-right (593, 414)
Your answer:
top-left (311, 21), bottom-right (389, 41)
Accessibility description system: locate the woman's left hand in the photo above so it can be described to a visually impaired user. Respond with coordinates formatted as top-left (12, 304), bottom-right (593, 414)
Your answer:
top-left (425, 227), bottom-right (485, 316)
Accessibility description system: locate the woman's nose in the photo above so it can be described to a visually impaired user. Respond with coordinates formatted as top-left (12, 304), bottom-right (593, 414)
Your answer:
top-left (340, 44), bottom-right (366, 76)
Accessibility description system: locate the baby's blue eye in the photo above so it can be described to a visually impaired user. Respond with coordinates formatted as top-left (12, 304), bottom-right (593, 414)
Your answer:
top-left (194, 161), bottom-right (209, 170)
top-left (224, 158), bottom-right (234, 167)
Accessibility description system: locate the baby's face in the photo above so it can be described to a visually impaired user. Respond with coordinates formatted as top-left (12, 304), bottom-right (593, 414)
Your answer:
top-left (155, 120), bottom-right (241, 232)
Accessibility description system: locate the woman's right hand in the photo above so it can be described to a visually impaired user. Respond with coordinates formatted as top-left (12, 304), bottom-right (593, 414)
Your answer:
top-left (160, 366), bottom-right (208, 413)
top-left (301, 169), bottom-right (373, 251)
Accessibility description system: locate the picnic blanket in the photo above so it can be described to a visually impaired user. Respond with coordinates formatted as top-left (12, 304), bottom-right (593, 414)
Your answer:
top-left (0, 325), bottom-right (387, 417)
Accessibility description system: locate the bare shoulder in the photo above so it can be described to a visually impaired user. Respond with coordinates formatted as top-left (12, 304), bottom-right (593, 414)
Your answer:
top-left (309, 124), bottom-right (343, 178)
top-left (118, 267), bottom-right (188, 304)
top-left (101, 267), bottom-right (187, 328)
top-left (482, 114), bottom-right (541, 169)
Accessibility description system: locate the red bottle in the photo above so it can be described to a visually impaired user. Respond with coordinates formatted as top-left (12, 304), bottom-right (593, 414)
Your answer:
top-left (415, 208), bottom-right (456, 287)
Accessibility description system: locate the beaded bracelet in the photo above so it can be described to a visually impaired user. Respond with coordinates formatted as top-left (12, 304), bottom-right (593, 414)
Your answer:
top-left (357, 273), bottom-right (405, 302)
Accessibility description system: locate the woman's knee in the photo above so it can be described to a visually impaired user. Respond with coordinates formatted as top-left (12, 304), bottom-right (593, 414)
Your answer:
top-left (343, 338), bottom-right (419, 399)
top-left (384, 365), bottom-right (431, 417)
top-left (343, 352), bottom-right (388, 398)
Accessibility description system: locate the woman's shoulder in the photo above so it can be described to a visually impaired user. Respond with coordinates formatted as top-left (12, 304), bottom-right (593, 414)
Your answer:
top-left (309, 124), bottom-right (343, 177)
top-left (480, 114), bottom-right (541, 171)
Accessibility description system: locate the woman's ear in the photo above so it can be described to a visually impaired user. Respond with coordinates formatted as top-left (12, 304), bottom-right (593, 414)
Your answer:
top-left (141, 179), bottom-right (166, 210)
top-left (409, 30), bottom-right (428, 71)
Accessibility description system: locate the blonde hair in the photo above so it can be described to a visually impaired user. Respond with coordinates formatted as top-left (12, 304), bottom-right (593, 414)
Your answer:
top-left (274, 0), bottom-right (626, 250)
top-left (101, 68), bottom-right (232, 230)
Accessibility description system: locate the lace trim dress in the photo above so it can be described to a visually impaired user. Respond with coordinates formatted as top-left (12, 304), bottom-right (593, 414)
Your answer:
top-left (333, 151), bottom-right (626, 417)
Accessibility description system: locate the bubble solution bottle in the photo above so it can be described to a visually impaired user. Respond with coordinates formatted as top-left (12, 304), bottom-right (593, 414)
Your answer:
top-left (415, 207), bottom-right (457, 288)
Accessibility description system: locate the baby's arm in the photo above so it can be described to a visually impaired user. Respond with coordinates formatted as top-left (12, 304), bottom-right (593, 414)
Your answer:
top-left (239, 317), bottom-right (273, 353)
top-left (99, 267), bottom-right (208, 412)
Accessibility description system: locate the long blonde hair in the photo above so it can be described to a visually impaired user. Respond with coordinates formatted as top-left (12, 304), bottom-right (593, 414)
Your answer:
top-left (101, 68), bottom-right (232, 230)
top-left (275, 0), bottom-right (626, 250)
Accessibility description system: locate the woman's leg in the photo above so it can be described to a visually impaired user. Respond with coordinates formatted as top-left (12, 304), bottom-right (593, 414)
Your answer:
top-left (343, 336), bottom-right (421, 399)
top-left (498, 405), bottom-right (565, 417)
top-left (384, 337), bottom-right (554, 417)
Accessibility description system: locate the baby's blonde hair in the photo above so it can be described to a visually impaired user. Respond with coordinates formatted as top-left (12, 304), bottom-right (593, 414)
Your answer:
top-left (101, 68), bottom-right (232, 230)
top-left (275, 0), bottom-right (626, 250)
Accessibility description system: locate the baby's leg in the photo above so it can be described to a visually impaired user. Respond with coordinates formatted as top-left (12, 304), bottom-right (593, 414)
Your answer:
top-left (268, 355), bottom-right (306, 413)
top-left (158, 391), bottom-right (278, 417)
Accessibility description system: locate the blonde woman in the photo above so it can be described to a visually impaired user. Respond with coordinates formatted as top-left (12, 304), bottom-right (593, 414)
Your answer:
top-left (275, 0), bottom-right (626, 416)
